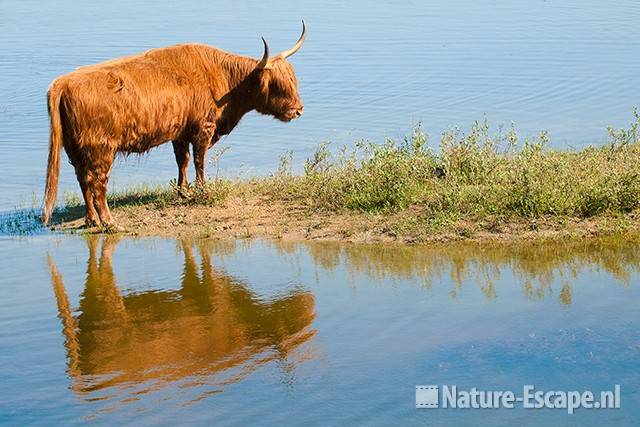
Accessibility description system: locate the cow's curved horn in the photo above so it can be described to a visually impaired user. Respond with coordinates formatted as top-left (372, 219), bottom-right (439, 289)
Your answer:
top-left (279, 20), bottom-right (306, 59)
top-left (256, 37), bottom-right (270, 69)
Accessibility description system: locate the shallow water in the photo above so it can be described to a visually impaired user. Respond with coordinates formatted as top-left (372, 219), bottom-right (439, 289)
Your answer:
top-left (0, 235), bottom-right (639, 425)
top-left (0, 0), bottom-right (639, 210)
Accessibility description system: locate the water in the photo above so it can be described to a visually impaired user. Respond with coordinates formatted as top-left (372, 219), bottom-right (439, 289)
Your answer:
top-left (0, 0), bottom-right (639, 210)
top-left (0, 235), bottom-right (638, 425)
top-left (1, 1), bottom-right (639, 425)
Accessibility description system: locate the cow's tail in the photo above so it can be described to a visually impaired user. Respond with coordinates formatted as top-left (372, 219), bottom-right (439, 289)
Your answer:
top-left (43, 86), bottom-right (64, 225)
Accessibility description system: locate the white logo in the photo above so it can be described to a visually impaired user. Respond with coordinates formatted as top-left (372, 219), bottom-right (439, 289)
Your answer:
top-left (415, 385), bottom-right (439, 408)
top-left (416, 385), bottom-right (620, 414)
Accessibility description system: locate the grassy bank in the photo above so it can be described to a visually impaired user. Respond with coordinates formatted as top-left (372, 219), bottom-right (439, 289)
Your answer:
top-left (54, 113), bottom-right (640, 243)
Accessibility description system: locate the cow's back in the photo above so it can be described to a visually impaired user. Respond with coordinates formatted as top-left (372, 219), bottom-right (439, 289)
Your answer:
top-left (51, 44), bottom-right (222, 152)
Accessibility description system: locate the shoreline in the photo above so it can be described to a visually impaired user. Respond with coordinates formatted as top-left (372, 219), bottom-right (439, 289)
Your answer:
top-left (51, 192), bottom-right (640, 245)
top-left (44, 115), bottom-right (640, 244)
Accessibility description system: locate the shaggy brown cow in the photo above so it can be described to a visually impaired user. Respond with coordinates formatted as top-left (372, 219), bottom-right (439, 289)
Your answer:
top-left (43, 22), bottom-right (306, 230)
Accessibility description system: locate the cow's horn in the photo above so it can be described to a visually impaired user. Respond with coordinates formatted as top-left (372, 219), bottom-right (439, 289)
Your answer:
top-left (256, 37), bottom-right (270, 69)
top-left (279, 20), bottom-right (306, 59)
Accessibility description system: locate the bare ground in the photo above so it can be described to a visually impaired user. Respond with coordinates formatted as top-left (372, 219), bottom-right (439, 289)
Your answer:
top-left (51, 194), bottom-right (640, 245)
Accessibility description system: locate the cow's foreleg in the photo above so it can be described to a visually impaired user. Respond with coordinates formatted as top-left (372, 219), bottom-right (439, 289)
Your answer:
top-left (192, 123), bottom-right (216, 187)
top-left (172, 140), bottom-right (190, 189)
top-left (193, 142), bottom-right (207, 187)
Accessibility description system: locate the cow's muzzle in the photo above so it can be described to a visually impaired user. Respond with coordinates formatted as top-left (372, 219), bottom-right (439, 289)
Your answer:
top-left (286, 107), bottom-right (304, 120)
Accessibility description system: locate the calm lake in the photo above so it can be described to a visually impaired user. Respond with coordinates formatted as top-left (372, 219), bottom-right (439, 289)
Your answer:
top-left (1, 0), bottom-right (639, 425)
top-left (0, 236), bottom-right (639, 425)
top-left (0, 0), bottom-right (639, 210)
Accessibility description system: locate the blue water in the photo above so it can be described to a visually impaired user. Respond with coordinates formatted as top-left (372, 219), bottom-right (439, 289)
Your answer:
top-left (0, 0), bottom-right (639, 210)
top-left (0, 1), bottom-right (639, 425)
top-left (0, 236), bottom-right (638, 425)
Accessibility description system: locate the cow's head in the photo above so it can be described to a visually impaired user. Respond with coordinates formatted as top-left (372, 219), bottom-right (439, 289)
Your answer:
top-left (254, 21), bottom-right (306, 122)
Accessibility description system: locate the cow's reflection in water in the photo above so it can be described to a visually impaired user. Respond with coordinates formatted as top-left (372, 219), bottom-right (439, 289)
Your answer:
top-left (48, 236), bottom-right (316, 401)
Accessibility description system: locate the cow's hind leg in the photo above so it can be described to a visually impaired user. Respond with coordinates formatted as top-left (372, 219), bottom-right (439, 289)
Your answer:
top-left (68, 151), bottom-right (99, 227)
top-left (172, 140), bottom-right (190, 190)
top-left (79, 174), bottom-right (100, 227)
top-left (85, 149), bottom-right (119, 232)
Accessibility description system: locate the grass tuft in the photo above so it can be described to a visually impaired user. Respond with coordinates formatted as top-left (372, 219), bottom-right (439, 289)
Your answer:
top-left (263, 111), bottom-right (640, 221)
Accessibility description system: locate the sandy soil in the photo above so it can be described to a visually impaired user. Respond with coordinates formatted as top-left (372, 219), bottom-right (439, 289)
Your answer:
top-left (51, 194), bottom-right (640, 245)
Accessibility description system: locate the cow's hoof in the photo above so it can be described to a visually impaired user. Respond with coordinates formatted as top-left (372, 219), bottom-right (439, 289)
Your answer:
top-left (177, 188), bottom-right (191, 199)
top-left (84, 218), bottom-right (100, 228)
top-left (103, 223), bottom-right (124, 234)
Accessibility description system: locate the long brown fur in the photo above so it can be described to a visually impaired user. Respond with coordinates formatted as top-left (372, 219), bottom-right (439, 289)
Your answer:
top-left (43, 42), bottom-right (304, 227)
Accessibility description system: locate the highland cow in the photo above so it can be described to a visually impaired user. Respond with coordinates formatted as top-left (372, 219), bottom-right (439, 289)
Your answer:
top-left (43, 22), bottom-right (306, 230)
